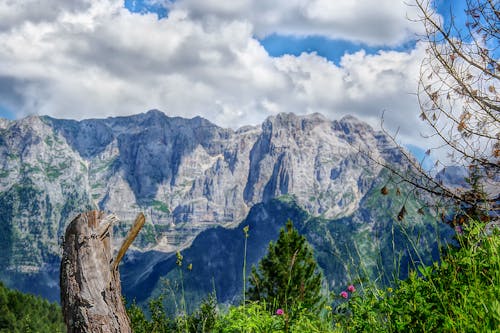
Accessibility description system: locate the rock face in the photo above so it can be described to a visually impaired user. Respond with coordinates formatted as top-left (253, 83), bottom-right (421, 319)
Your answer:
top-left (0, 110), bottom-right (406, 300)
top-left (60, 211), bottom-right (131, 333)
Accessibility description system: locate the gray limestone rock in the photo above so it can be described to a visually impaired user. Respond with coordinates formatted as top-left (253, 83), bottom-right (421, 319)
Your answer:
top-left (0, 110), bottom-right (414, 300)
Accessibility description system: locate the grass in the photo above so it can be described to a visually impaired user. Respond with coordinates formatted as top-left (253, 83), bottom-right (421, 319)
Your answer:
top-left (128, 218), bottom-right (499, 332)
top-left (3, 215), bottom-right (494, 332)
top-left (332, 219), bottom-right (499, 332)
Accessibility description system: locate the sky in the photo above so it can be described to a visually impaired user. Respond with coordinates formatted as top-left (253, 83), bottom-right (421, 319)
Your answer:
top-left (0, 0), bottom-right (463, 159)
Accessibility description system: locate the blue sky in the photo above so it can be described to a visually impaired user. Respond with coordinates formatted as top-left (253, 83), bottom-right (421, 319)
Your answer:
top-left (260, 35), bottom-right (419, 65)
top-left (0, 0), bottom-right (471, 162)
top-left (124, 0), bottom-right (169, 19)
top-left (0, 106), bottom-right (14, 120)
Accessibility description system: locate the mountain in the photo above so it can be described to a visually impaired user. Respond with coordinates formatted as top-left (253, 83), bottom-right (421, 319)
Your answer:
top-left (121, 177), bottom-right (452, 313)
top-left (435, 166), bottom-right (469, 189)
top-left (0, 110), bottom-right (447, 302)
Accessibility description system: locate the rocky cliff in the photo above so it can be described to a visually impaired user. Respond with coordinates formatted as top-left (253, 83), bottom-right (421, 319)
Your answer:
top-left (0, 110), bottom-right (408, 300)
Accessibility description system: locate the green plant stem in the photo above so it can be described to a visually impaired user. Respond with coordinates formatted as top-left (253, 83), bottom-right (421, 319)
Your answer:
top-left (243, 234), bottom-right (248, 306)
top-left (178, 268), bottom-right (188, 333)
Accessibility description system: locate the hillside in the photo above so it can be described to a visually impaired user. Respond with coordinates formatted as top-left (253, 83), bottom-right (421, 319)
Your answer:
top-left (0, 282), bottom-right (64, 333)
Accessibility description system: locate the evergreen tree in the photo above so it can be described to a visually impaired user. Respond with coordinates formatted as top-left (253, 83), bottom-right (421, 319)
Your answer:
top-left (0, 282), bottom-right (65, 333)
top-left (247, 220), bottom-right (323, 312)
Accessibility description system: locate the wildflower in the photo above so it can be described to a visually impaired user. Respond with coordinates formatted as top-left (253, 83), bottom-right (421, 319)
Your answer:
top-left (340, 291), bottom-right (348, 299)
top-left (325, 305), bottom-right (332, 311)
top-left (387, 287), bottom-right (393, 293)
top-left (347, 285), bottom-right (356, 293)
top-left (187, 263), bottom-right (193, 271)
top-left (455, 225), bottom-right (463, 235)
top-left (243, 225), bottom-right (249, 238)
top-left (276, 308), bottom-right (284, 316)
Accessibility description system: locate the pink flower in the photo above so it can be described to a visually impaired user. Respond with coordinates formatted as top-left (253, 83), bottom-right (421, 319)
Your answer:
top-left (347, 285), bottom-right (356, 293)
top-left (276, 308), bottom-right (284, 316)
top-left (340, 291), bottom-right (348, 299)
top-left (455, 225), bottom-right (463, 234)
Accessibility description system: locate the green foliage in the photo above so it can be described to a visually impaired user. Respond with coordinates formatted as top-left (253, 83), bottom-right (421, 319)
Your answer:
top-left (137, 223), bottom-right (157, 247)
top-left (214, 302), bottom-right (284, 333)
top-left (127, 300), bottom-right (153, 333)
top-left (0, 282), bottom-right (65, 333)
top-left (187, 293), bottom-right (218, 333)
top-left (127, 293), bottom-right (218, 333)
top-left (247, 220), bottom-right (323, 314)
top-left (129, 217), bottom-right (497, 332)
top-left (333, 220), bottom-right (500, 332)
top-left (152, 200), bottom-right (171, 214)
top-left (215, 301), bottom-right (338, 333)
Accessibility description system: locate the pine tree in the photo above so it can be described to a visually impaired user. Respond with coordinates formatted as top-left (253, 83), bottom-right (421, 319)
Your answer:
top-left (247, 220), bottom-right (323, 312)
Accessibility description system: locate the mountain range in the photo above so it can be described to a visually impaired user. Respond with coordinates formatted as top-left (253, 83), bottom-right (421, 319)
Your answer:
top-left (0, 110), bottom-right (452, 304)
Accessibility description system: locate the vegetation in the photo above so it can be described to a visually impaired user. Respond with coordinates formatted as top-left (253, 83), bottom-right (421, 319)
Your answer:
top-left (1, 2), bottom-right (497, 332)
top-left (127, 218), bottom-right (498, 332)
top-left (333, 220), bottom-right (499, 332)
top-left (0, 217), bottom-right (496, 333)
top-left (152, 200), bottom-right (171, 214)
top-left (247, 220), bottom-right (323, 314)
top-left (0, 282), bottom-right (65, 333)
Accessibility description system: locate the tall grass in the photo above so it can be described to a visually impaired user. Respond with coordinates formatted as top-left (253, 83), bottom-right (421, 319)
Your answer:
top-left (332, 219), bottom-right (500, 332)
top-left (242, 225), bottom-right (249, 306)
top-left (127, 219), bottom-right (499, 332)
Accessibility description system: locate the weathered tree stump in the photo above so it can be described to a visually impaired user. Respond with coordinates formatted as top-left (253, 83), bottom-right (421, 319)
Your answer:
top-left (60, 211), bottom-right (145, 333)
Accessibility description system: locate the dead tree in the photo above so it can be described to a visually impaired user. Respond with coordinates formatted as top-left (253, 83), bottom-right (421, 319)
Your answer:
top-left (365, 0), bottom-right (499, 225)
top-left (60, 211), bottom-right (145, 333)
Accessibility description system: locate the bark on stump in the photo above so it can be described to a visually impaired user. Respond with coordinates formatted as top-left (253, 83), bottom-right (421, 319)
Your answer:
top-left (60, 211), bottom-right (144, 333)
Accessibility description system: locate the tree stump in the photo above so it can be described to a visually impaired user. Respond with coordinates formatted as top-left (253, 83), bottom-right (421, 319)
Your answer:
top-left (60, 211), bottom-right (144, 333)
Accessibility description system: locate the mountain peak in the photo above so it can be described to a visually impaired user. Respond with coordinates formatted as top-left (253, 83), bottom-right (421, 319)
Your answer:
top-left (337, 114), bottom-right (375, 135)
top-left (267, 112), bottom-right (328, 123)
top-left (262, 112), bottom-right (331, 132)
top-left (145, 109), bottom-right (164, 116)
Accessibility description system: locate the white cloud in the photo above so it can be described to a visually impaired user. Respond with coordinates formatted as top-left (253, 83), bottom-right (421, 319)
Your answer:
top-left (171, 0), bottom-right (424, 45)
top-left (0, 0), bottom-right (92, 31)
top-left (271, 45), bottom-right (432, 146)
top-left (0, 0), bottom-right (436, 151)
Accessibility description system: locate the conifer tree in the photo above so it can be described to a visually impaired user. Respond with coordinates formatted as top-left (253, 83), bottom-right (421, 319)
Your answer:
top-left (247, 220), bottom-right (323, 312)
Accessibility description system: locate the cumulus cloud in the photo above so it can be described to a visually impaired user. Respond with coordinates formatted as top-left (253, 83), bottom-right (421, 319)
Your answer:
top-left (0, 0), bottom-right (436, 150)
top-left (171, 0), bottom-right (424, 46)
top-left (0, 0), bottom-right (92, 31)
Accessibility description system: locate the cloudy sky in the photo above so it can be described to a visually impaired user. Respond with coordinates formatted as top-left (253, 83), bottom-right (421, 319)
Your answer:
top-left (0, 0), bottom-right (461, 158)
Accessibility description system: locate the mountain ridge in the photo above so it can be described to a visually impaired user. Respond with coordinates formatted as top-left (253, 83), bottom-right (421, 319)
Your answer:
top-left (0, 110), bottom-right (418, 302)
